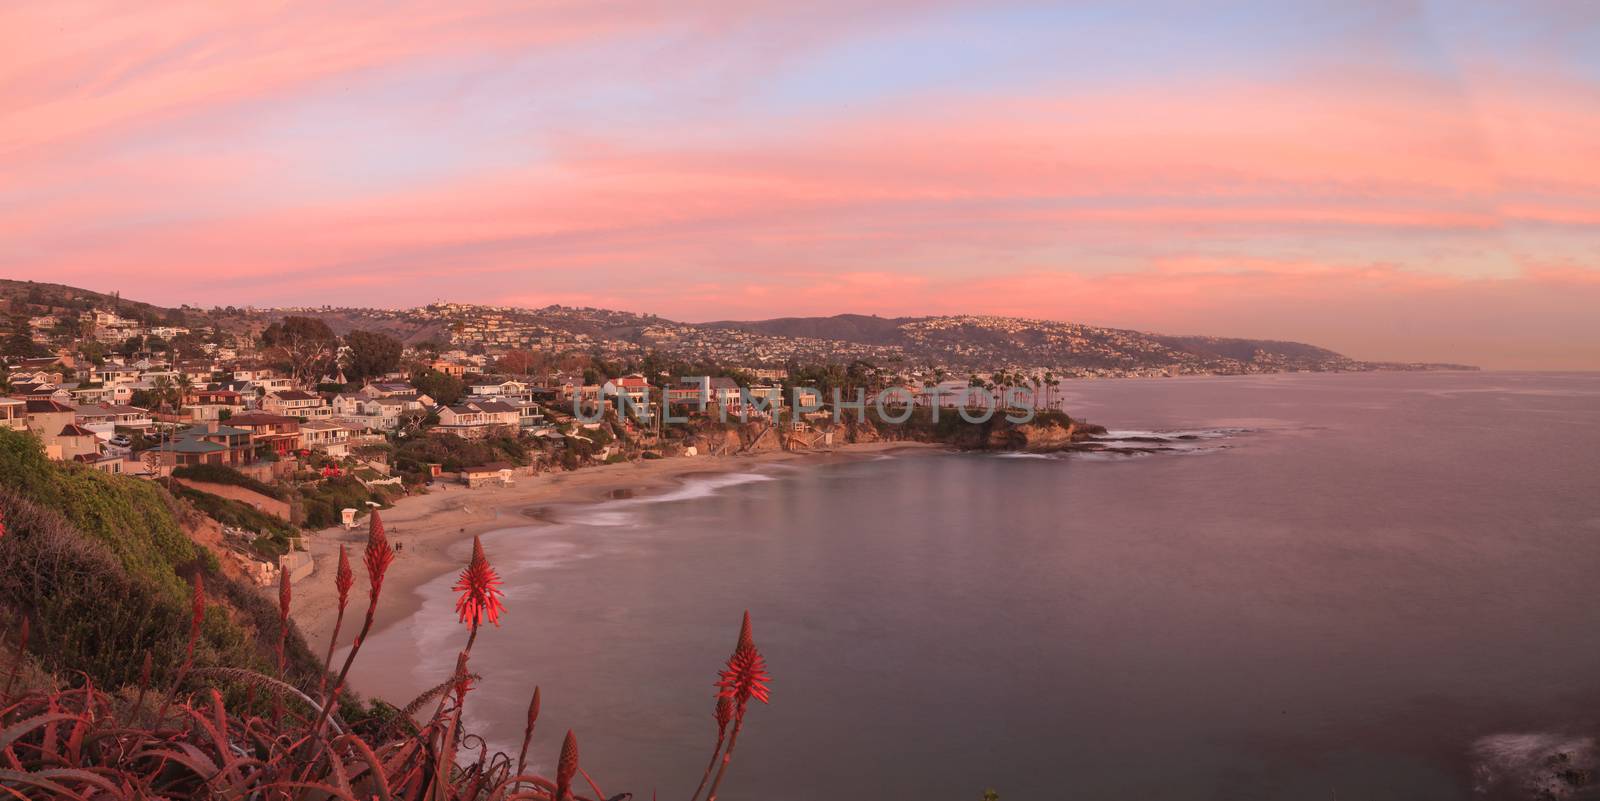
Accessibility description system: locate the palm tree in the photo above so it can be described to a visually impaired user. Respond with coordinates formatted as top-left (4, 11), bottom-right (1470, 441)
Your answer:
top-left (152, 375), bottom-right (175, 415)
top-left (174, 373), bottom-right (194, 410)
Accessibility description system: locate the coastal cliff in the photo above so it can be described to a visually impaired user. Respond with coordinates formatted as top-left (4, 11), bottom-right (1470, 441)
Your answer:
top-left (839, 408), bottom-right (1104, 452)
top-left (678, 408), bottom-right (1099, 455)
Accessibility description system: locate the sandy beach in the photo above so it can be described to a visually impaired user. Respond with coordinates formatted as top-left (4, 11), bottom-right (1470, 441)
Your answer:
top-left (287, 441), bottom-right (936, 675)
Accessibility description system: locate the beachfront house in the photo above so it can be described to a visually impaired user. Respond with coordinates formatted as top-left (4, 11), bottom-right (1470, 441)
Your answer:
top-left (434, 400), bottom-right (520, 438)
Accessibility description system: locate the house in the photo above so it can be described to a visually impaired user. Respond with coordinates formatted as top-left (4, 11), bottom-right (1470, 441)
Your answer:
top-left (72, 403), bottom-right (152, 440)
top-left (429, 360), bottom-right (468, 378)
top-left (1, 398), bottom-right (28, 431)
top-left (299, 420), bottom-right (351, 457)
top-left (15, 383), bottom-right (74, 405)
top-left (175, 361), bottom-right (217, 384)
top-left (510, 400), bottom-right (546, 429)
top-left (227, 413), bottom-right (303, 456)
top-left (667, 376), bottom-right (741, 408)
top-left (102, 404), bottom-right (155, 430)
top-left (434, 400), bottom-right (520, 438)
top-left (540, 376), bottom-right (579, 402)
top-left (360, 382), bottom-right (419, 399)
top-left (78, 452), bottom-right (127, 475)
top-left (71, 383), bottom-right (134, 405)
top-left (229, 365), bottom-right (278, 382)
top-left (261, 390), bottom-right (330, 418)
top-left (187, 387), bottom-right (241, 406)
top-left (460, 461), bottom-right (515, 488)
top-left (602, 374), bottom-right (651, 404)
top-left (154, 422), bottom-right (255, 467)
top-left (93, 365), bottom-right (143, 385)
top-left (467, 379), bottom-right (529, 399)
top-left (26, 399), bottom-right (101, 460)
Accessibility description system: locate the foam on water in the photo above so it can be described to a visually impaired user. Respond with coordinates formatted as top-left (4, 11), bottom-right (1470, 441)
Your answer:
top-left (1469, 732), bottom-right (1598, 799)
top-left (557, 471), bottom-right (775, 526)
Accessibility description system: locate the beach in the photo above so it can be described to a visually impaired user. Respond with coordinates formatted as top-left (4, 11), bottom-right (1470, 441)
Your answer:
top-left (286, 441), bottom-right (935, 682)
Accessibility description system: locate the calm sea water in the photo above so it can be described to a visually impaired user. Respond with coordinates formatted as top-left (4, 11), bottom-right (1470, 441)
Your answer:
top-left (355, 371), bottom-right (1600, 800)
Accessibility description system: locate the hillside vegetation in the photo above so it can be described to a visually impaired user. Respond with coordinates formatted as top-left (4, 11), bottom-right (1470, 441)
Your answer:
top-left (0, 428), bottom-right (319, 689)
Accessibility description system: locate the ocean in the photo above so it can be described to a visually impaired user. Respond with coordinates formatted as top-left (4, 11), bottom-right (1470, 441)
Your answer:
top-left (352, 371), bottom-right (1600, 800)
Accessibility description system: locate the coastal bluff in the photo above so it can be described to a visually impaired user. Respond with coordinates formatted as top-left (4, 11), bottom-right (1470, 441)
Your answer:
top-left (682, 408), bottom-right (1105, 455)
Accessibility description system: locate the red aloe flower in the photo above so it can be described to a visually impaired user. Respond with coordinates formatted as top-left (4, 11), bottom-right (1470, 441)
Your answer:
top-left (516, 686), bottom-right (541, 780)
top-left (555, 729), bottom-right (579, 801)
top-left (452, 536), bottom-right (506, 629)
top-left (716, 643), bottom-right (772, 707)
top-left (334, 544), bottom-right (354, 611)
top-left (186, 573), bottom-right (206, 659)
top-left (736, 610), bottom-right (753, 651)
top-left (715, 694), bottom-right (733, 733)
top-left (0, 505), bottom-right (7, 539)
top-left (363, 509), bottom-right (395, 604)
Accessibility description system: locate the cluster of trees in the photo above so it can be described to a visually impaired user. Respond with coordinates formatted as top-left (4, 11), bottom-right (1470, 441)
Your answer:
top-left (259, 317), bottom-right (405, 388)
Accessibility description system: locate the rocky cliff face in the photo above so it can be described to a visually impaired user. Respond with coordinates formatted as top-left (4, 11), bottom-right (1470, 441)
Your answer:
top-left (678, 410), bottom-right (1102, 455)
top-left (839, 411), bottom-right (1099, 453)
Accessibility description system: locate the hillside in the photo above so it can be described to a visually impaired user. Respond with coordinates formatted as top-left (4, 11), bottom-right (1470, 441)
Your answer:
top-left (0, 428), bottom-right (320, 691)
top-left (0, 278), bottom-right (185, 326)
top-left (2, 278), bottom-right (1473, 374)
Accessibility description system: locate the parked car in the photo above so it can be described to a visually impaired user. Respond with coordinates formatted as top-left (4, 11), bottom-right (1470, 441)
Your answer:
top-left (109, 434), bottom-right (131, 447)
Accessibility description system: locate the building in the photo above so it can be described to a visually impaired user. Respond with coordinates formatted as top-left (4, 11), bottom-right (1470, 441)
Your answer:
top-left (434, 400), bottom-right (520, 438)
top-left (227, 412), bottom-right (303, 456)
top-left (154, 422), bottom-right (255, 467)
top-left (0, 398), bottom-right (26, 431)
top-left (429, 360), bottom-right (468, 378)
top-left (261, 390), bottom-right (330, 418)
top-left (461, 462), bottom-right (515, 488)
top-left (25, 399), bottom-right (100, 460)
top-left (72, 403), bottom-right (154, 440)
top-left (299, 419), bottom-right (351, 457)
top-left (467, 379), bottom-right (529, 399)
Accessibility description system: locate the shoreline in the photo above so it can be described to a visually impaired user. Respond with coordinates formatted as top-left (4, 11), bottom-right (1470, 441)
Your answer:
top-left (286, 441), bottom-right (938, 686)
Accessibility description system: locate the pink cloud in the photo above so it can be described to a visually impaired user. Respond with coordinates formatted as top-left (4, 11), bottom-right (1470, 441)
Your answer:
top-left (1, 4), bottom-right (1595, 369)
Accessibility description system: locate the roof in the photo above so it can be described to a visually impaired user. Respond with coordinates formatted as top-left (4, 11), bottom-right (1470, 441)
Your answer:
top-left (474, 401), bottom-right (518, 413)
top-left (270, 390), bottom-right (318, 401)
top-left (177, 424), bottom-right (252, 438)
top-left (299, 420), bottom-right (347, 431)
top-left (462, 462), bottom-right (513, 473)
top-left (158, 439), bottom-right (226, 454)
top-left (26, 399), bottom-right (75, 413)
top-left (59, 424), bottom-right (97, 437)
top-left (227, 413), bottom-right (295, 426)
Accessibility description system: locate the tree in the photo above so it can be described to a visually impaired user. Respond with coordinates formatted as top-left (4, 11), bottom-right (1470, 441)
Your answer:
top-left (260, 316), bottom-right (336, 388)
top-left (494, 349), bottom-right (543, 376)
top-left (2, 314), bottom-right (45, 359)
top-left (168, 331), bottom-right (203, 360)
top-left (343, 330), bottom-right (403, 383)
top-left (411, 368), bottom-right (464, 406)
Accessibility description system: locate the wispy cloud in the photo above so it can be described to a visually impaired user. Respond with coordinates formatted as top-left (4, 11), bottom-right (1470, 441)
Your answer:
top-left (0, 1), bottom-right (1594, 367)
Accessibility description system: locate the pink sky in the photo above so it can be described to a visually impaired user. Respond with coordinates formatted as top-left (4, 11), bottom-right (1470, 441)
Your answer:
top-left (2, 2), bottom-right (1597, 369)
